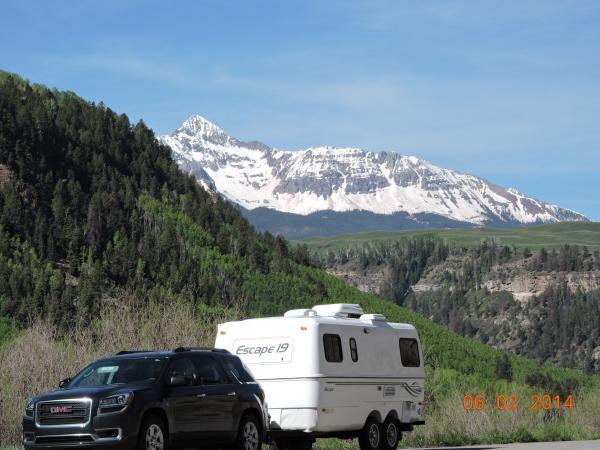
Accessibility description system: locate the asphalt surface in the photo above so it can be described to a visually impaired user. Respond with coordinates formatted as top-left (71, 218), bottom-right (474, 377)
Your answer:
top-left (403, 441), bottom-right (600, 450)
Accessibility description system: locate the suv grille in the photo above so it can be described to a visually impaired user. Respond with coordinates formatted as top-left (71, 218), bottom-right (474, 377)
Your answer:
top-left (37, 400), bottom-right (90, 426)
top-left (36, 435), bottom-right (94, 444)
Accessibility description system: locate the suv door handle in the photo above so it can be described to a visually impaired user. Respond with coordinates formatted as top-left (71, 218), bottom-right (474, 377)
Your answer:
top-left (227, 392), bottom-right (237, 397)
top-left (197, 393), bottom-right (207, 398)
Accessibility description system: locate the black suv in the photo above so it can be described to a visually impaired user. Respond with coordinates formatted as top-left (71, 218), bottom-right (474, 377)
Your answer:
top-left (22, 347), bottom-right (268, 450)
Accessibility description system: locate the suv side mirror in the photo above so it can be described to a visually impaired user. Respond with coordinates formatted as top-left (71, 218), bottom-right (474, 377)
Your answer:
top-left (169, 376), bottom-right (187, 386)
top-left (59, 378), bottom-right (71, 389)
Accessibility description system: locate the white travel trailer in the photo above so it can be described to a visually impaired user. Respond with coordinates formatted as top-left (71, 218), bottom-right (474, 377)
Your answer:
top-left (215, 304), bottom-right (425, 450)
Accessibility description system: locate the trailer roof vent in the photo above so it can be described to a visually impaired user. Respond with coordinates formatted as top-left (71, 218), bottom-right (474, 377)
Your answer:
top-left (312, 303), bottom-right (364, 318)
top-left (360, 313), bottom-right (388, 322)
top-left (284, 308), bottom-right (317, 318)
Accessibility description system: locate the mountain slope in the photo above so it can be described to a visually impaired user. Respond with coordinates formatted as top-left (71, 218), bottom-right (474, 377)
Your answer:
top-left (160, 115), bottom-right (587, 237)
top-left (0, 71), bottom-right (284, 326)
top-left (0, 70), bottom-right (592, 383)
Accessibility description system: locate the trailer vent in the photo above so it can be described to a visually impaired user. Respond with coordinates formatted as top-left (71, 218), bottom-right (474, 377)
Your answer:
top-left (360, 313), bottom-right (387, 322)
top-left (284, 309), bottom-right (317, 317)
top-left (312, 304), bottom-right (365, 318)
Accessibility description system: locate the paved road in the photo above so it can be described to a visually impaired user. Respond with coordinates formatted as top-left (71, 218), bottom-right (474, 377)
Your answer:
top-left (403, 441), bottom-right (600, 450)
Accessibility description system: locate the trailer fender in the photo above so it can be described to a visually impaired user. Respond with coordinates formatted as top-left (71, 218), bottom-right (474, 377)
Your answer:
top-left (364, 410), bottom-right (383, 426)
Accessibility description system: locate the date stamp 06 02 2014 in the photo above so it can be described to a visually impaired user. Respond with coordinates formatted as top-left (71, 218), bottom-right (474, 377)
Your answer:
top-left (462, 393), bottom-right (575, 412)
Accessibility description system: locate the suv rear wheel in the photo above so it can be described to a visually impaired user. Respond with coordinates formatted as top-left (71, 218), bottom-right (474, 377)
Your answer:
top-left (234, 413), bottom-right (262, 450)
top-left (138, 415), bottom-right (168, 450)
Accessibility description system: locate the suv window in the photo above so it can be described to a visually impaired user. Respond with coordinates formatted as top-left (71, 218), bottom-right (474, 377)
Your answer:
top-left (223, 357), bottom-right (256, 383)
top-left (70, 357), bottom-right (167, 387)
top-left (323, 334), bottom-right (343, 362)
top-left (167, 357), bottom-right (197, 385)
top-left (399, 338), bottom-right (420, 367)
top-left (193, 355), bottom-right (230, 385)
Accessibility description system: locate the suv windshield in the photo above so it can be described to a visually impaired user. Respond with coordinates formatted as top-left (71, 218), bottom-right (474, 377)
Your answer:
top-left (69, 357), bottom-right (167, 387)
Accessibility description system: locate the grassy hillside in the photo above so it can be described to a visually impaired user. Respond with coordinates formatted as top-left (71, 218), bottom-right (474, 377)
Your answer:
top-left (0, 69), bottom-right (296, 328)
top-left (1, 71), bottom-right (600, 446)
top-left (2, 277), bottom-right (600, 446)
top-left (300, 222), bottom-right (600, 253)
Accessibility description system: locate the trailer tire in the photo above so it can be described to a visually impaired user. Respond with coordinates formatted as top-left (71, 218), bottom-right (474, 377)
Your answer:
top-left (359, 417), bottom-right (382, 450)
top-left (381, 418), bottom-right (401, 450)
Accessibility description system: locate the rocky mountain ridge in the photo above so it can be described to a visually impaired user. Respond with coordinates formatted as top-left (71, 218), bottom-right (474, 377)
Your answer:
top-left (160, 115), bottom-right (587, 233)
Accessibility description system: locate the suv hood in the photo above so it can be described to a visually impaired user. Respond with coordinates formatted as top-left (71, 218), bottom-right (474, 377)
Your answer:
top-left (34, 383), bottom-right (148, 402)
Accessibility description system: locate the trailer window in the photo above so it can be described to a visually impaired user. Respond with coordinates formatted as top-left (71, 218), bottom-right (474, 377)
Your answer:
top-left (349, 338), bottom-right (358, 362)
top-left (399, 338), bottom-right (420, 367)
top-left (323, 334), bottom-right (343, 362)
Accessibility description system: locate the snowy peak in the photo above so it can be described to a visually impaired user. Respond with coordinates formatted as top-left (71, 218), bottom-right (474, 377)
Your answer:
top-left (179, 114), bottom-right (226, 139)
top-left (164, 114), bottom-right (272, 157)
top-left (159, 116), bottom-right (588, 226)
top-left (168, 114), bottom-right (238, 150)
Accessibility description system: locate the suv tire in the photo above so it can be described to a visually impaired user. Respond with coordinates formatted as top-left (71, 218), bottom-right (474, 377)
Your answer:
top-left (359, 417), bottom-right (382, 450)
top-left (234, 413), bottom-right (262, 450)
top-left (138, 415), bottom-right (168, 450)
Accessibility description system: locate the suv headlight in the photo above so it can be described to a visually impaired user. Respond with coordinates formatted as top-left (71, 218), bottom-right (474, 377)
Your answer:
top-left (98, 392), bottom-right (134, 414)
top-left (25, 398), bottom-right (35, 417)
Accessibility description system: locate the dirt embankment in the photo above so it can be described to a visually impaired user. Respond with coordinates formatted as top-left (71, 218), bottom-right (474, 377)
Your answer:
top-left (482, 270), bottom-right (600, 302)
top-left (330, 254), bottom-right (600, 302)
top-left (326, 263), bottom-right (389, 295)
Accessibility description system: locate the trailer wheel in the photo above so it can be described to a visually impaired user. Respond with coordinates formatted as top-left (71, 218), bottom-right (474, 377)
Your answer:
top-left (359, 417), bottom-right (382, 450)
top-left (381, 418), bottom-right (401, 450)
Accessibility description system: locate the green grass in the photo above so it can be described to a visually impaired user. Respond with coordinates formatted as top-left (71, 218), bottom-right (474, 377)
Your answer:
top-left (298, 222), bottom-right (600, 253)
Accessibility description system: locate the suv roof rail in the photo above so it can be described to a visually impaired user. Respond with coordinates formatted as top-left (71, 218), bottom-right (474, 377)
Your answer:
top-left (115, 350), bottom-right (154, 355)
top-left (173, 347), bottom-right (230, 354)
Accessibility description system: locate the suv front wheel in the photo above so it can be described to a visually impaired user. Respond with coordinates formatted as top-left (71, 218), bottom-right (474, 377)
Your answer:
top-left (138, 415), bottom-right (168, 450)
top-left (234, 413), bottom-right (262, 450)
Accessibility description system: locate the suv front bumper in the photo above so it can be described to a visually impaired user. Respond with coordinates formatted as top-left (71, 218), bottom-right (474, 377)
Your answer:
top-left (23, 410), bottom-right (138, 449)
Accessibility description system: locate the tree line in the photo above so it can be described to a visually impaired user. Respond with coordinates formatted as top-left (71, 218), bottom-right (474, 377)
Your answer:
top-left (0, 72), bottom-right (311, 330)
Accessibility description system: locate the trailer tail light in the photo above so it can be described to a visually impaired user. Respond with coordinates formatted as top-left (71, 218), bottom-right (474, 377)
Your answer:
top-left (220, 330), bottom-right (226, 335)
top-left (300, 326), bottom-right (308, 331)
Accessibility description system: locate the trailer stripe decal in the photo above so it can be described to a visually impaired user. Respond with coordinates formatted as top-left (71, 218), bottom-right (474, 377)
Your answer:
top-left (328, 381), bottom-right (423, 397)
top-left (257, 376), bottom-right (424, 381)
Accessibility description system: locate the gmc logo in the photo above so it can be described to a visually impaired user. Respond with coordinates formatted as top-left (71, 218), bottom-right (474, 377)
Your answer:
top-left (50, 406), bottom-right (72, 414)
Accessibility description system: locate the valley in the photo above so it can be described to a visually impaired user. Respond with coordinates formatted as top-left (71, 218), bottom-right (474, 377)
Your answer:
top-left (1, 71), bottom-right (600, 447)
top-left (301, 222), bottom-right (600, 252)
top-left (305, 225), bottom-right (600, 373)
top-left (3, 2), bottom-right (598, 449)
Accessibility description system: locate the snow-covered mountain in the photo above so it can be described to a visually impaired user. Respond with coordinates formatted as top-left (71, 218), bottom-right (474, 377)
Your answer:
top-left (160, 115), bottom-right (587, 235)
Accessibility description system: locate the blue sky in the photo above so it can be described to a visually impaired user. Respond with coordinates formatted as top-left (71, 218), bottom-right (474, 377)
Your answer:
top-left (2, 0), bottom-right (599, 219)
